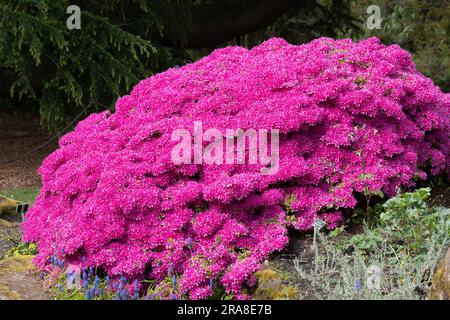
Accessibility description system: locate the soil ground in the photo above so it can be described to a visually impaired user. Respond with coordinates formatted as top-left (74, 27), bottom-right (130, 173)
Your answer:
top-left (0, 110), bottom-right (56, 299)
top-left (0, 110), bottom-right (58, 189)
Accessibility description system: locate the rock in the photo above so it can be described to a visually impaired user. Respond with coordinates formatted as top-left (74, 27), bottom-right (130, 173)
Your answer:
top-left (0, 255), bottom-right (50, 300)
top-left (0, 196), bottom-right (18, 217)
top-left (0, 218), bottom-right (21, 258)
top-left (429, 246), bottom-right (450, 300)
top-left (252, 268), bottom-right (299, 300)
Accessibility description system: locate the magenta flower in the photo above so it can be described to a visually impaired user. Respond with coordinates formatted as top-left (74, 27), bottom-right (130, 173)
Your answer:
top-left (22, 37), bottom-right (449, 299)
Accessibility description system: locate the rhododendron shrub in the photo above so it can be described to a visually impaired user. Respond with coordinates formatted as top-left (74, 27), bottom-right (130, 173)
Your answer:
top-left (23, 37), bottom-right (449, 299)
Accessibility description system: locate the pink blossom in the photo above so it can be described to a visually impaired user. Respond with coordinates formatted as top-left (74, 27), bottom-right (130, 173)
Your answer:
top-left (23, 37), bottom-right (449, 299)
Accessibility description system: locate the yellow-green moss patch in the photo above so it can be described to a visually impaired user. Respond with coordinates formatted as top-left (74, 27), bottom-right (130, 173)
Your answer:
top-left (0, 255), bottom-right (51, 300)
top-left (0, 196), bottom-right (18, 217)
top-left (429, 247), bottom-right (450, 300)
top-left (0, 283), bottom-right (21, 299)
top-left (252, 268), bottom-right (299, 300)
top-left (0, 255), bottom-right (35, 274)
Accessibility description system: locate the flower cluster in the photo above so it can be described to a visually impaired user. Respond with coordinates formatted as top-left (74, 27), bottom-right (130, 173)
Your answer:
top-left (52, 254), bottom-right (140, 300)
top-left (22, 37), bottom-right (449, 299)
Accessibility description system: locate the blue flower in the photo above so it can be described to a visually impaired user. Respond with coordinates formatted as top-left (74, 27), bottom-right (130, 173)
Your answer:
top-left (171, 276), bottom-right (177, 288)
top-left (133, 280), bottom-right (139, 297)
top-left (186, 238), bottom-right (192, 249)
top-left (57, 283), bottom-right (64, 293)
top-left (85, 290), bottom-right (91, 300)
top-left (209, 278), bottom-right (214, 288)
top-left (171, 293), bottom-right (176, 300)
top-left (90, 286), bottom-right (96, 297)
top-left (106, 276), bottom-right (110, 288)
top-left (354, 278), bottom-right (362, 293)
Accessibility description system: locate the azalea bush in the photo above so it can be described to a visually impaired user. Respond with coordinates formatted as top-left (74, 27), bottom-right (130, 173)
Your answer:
top-left (22, 37), bottom-right (449, 299)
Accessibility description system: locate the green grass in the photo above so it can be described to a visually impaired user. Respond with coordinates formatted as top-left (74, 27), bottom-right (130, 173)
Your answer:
top-left (0, 187), bottom-right (40, 203)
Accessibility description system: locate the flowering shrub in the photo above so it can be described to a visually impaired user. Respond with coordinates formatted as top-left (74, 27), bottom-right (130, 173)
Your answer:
top-left (23, 37), bottom-right (449, 299)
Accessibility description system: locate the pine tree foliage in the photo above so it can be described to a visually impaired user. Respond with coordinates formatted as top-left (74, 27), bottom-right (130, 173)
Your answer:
top-left (0, 0), bottom-right (186, 130)
top-left (0, 0), bottom-right (359, 130)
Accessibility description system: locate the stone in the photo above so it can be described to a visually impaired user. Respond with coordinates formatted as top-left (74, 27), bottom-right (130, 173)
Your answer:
top-left (0, 218), bottom-right (21, 258)
top-left (0, 218), bottom-right (13, 228)
top-left (0, 195), bottom-right (18, 217)
top-left (429, 246), bottom-right (450, 300)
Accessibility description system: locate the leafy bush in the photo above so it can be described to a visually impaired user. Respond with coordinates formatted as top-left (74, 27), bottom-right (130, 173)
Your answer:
top-left (5, 242), bottom-right (38, 257)
top-left (344, 188), bottom-right (450, 254)
top-left (295, 188), bottom-right (449, 299)
top-left (379, 188), bottom-right (449, 252)
top-left (23, 37), bottom-right (449, 299)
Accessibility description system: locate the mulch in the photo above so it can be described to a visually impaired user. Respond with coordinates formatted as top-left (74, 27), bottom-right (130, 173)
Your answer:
top-left (0, 110), bottom-right (58, 189)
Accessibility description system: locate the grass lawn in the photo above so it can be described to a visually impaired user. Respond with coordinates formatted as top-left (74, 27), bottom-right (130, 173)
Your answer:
top-left (0, 187), bottom-right (40, 203)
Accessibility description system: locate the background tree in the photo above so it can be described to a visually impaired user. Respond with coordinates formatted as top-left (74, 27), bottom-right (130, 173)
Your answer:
top-left (345, 0), bottom-right (450, 91)
top-left (3, 1), bottom-right (448, 131)
top-left (0, 0), bottom-right (355, 131)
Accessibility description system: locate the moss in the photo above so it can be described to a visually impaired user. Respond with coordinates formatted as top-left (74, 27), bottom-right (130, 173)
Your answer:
top-left (0, 188), bottom-right (40, 204)
top-left (0, 283), bottom-right (21, 299)
top-left (271, 286), bottom-right (298, 300)
top-left (255, 268), bottom-right (281, 282)
top-left (429, 265), bottom-right (449, 299)
top-left (0, 195), bottom-right (18, 216)
top-left (252, 268), bottom-right (299, 300)
top-left (0, 255), bottom-right (35, 273)
top-left (0, 255), bottom-right (36, 300)
top-left (429, 248), bottom-right (450, 300)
